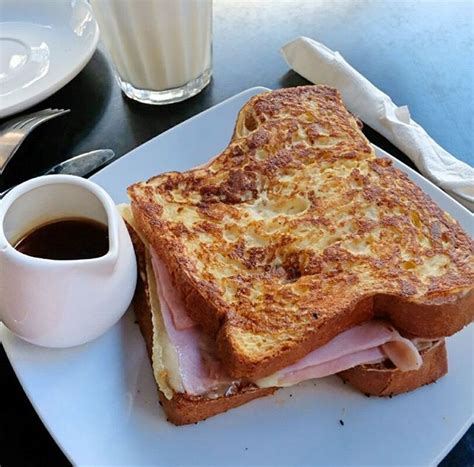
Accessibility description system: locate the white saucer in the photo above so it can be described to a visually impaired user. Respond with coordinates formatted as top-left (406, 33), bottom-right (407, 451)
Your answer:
top-left (0, 0), bottom-right (99, 118)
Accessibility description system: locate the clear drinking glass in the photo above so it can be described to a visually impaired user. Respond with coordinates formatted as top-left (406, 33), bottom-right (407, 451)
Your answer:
top-left (90, 0), bottom-right (212, 105)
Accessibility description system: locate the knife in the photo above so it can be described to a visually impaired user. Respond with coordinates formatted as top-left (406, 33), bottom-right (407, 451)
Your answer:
top-left (0, 149), bottom-right (115, 198)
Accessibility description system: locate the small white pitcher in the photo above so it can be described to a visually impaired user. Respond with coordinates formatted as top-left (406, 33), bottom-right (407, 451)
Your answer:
top-left (0, 175), bottom-right (137, 347)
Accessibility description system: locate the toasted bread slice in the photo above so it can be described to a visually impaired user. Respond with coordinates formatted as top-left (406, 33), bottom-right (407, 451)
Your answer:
top-left (128, 85), bottom-right (474, 379)
top-left (127, 215), bottom-right (450, 425)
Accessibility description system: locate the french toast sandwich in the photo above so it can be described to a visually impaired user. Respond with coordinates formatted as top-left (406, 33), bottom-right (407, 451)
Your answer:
top-left (123, 214), bottom-right (449, 424)
top-left (124, 86), bottom-right (473, 424)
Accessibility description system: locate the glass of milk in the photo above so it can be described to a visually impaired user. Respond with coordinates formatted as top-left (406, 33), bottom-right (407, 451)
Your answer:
top-left (90, 0), bottom-right (212, 105)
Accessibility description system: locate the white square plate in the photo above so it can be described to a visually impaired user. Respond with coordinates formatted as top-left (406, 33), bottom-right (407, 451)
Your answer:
top-left (3, 87), bottom-right (473, 466)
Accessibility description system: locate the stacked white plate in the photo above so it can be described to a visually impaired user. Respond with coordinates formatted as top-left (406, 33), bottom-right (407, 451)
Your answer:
top-left (0, 0), bottom-right (99, 118)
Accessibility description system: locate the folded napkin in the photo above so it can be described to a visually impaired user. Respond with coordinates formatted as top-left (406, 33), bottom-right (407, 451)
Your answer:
top-left (281, 36), bottom-right (474, 211)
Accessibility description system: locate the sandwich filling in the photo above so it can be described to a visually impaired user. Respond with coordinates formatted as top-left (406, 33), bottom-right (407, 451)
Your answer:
top-left (151, 250), bottom-right (424, 397)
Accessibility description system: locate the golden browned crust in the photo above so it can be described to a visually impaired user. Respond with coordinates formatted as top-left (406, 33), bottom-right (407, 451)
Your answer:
top-left (128, 222), bottom-right (275, 425)
top-left (128, 85), bottom-right (473, 379)
top-left (158, 385), bottom-right (275, 426)
top-left (374, 292), bottom-right (474, 338)
top-left (338, 340), bottom-right (448, 396)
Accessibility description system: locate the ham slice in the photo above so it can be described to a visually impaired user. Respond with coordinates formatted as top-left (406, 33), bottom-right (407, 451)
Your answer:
top-left (278, 347), bottom-right (385, 385)
top-left (274, 322), bottom-right (422, 386)
top-left (279, 321), bottom-right (397, 374)
top-left (152, 254), bottom-right (224, 395)
top-left (152, 251), bottom-right (195, 330)
top-left (382, 338), bottom-right (422, 371)
top-left (150, 248), bottom-right (423, 395)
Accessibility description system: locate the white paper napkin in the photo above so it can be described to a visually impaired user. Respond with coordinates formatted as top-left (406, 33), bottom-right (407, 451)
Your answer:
top-left (281, 36), bottom-right (474, 211)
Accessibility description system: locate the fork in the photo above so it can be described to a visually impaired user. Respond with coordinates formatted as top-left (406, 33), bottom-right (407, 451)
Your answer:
top-left (0, 108), bottom-right (70, 175)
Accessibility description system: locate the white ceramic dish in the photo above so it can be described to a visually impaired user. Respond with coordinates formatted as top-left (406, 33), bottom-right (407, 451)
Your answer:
top-left (0, 175), bottom-right (137, 348)
top-left (0, 0), bottom-right (99, 118)
top-left (2, 87), bottom-right (473, 466)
